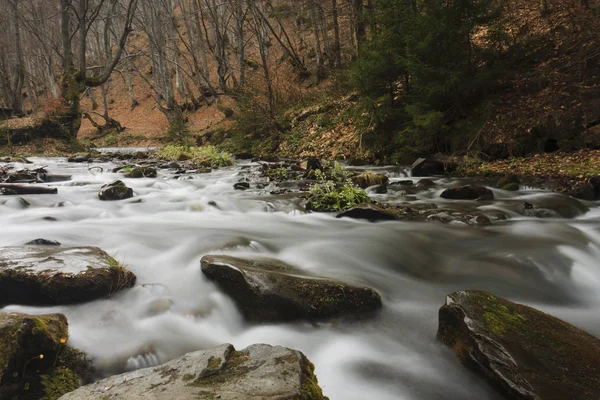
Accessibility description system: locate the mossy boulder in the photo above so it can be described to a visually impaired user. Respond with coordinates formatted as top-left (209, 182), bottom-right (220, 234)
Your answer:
top-left (98, 180), bottom-right (133, 201)
top-left (201, 255), bottom-right (382, 322)
top-left (440, 185), bottom-right (494, 200)
top-left (437, 290), bottom-right (600, 400)
top-left (59, 343), bottom-right (328, 400)
top-left (351, 171), bottom-right (389, 189)
top-left (0, 246), bottom-right (136, 306)
top-left (0, 312), bottom-right (79, 399)
top-left (124, 166), bottom-right (157, 178)
top-left (497, 175), bottom-right (520, 191)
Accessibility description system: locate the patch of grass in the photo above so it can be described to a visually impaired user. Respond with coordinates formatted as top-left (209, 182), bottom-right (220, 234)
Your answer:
top-left (305, 181), bottom-right (370, 212)
top-left (158, 145), bottom-right (233, 168)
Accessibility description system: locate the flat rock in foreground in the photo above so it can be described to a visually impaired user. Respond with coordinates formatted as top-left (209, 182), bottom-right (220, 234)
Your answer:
top-left (59, 343), bottom-right (328, 400)
top-left (437, 290), bottom-right (600, 400)
top-left (201, 255), bottom-right (382, 322)
top-left (0, 246), bottom-right (136, 306)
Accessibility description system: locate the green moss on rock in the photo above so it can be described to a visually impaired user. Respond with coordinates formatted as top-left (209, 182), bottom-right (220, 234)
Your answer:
top-left (437, 290), bottom-right (600, 400)
top-left (40, 368), bottom-right (79, 400)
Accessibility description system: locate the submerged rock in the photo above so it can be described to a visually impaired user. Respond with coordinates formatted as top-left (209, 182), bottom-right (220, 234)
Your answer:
top-left (437, 290), bottom-right (600, 400)
top-left (98, 180), bottom-right (133, 201)
top-left (0, 312), bottom-right (84, 399)
top-left (440, 185), bottom-right (494, 200)
top-left (201, 255), bottom-right (382, 322)
top-left (497, 174), bottom-right (520, 191)
top-left (0, 246), bottom-right (136, 306)
top-left (233, 182), bottom-right (250, 190)
top-left (59, 343), bottom-right (328, 400)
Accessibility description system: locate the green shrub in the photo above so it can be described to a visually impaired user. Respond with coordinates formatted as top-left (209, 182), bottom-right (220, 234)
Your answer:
top-left (265, 167), bottom-right (289, 181)
top-left (158, 145), bottom-right (233, 168)
top-left (306, 181), bottom-right (370, 212)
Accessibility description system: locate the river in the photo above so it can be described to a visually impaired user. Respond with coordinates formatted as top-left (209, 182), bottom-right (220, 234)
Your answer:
top-left (1, 157), bottom-right (599, 400)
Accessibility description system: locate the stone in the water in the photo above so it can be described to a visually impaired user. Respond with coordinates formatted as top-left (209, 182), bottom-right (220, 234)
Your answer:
top-left (25, 238), bottom-right (61, 246)
top-left (440, 185), bottom-right (494, 200)
top-left (352, 171), bottom-right (389, 189)
top-left (125, 166), bottom-right (157, 178)
top-left (416, 178), bottom-right (436, 188)
top-left (497, 174), bottom-right (520, 191)
top-left (0, 312), bottom-right (81, 399)
top-left (233, 182), bottom-right (250, 190)
top-left (437, 290), bottom-right (600, 400)
top-left (568, 183), bottom-right (595, 201)
top-left (201, 255), bottom-right (382, 322)
top-left (98, 180), bottom-right (134, 201)
top-left (0, 246), bottom-right (136, 306)
top-left (337, 204), bottom-right (398, 222)
top-left (58, 343), bottom-right (328, 400)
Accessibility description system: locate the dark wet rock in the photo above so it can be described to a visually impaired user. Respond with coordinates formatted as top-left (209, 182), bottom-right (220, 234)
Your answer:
top-left (352, 171), bottom-right (389, 189)
top-left (24, 238), bottom-right (61, 246)
top-left (416, 178), bottom-right (436, 188)
top-left (0, 246), bottom-right (136, 306)
top-left (166, 161), bottom-right (181, 169)
top-left (59, 343), bottom-right (327, 400)
top-left (67, 153), bottom-right (91, 163)
top-left (589, 176), bottom-right (600, 200)
top-left (441, 185), bottom-right (494, 201)
top-left (124, 166), bottom-right (157, 178)
top-left (568, 183), bottom-right (595, 201)
top-left (234, 152), bottom-right (254, 160)
top-left (306, 157), bottom-right (323, 171)
top-left (337, 204), bottom-right (398, 222)
top-left (43, 174), bottom-right (72, 183)
top-left (437, 290), bottom-right (600, 400)
top-left (372, 184), bottom-right (387, 194)
top-left (201, 255), bottom-right (382, 322)
top-left (395, 180), bottom-right (414, 186)
top-left (234, 182), bottom-right (250, 190)
top-left (411, 158), bottom-right (457, 177)
top-left (98, 180), bottom-right (133, 201)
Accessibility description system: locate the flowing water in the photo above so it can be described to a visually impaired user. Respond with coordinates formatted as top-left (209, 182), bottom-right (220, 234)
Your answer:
top-left (1, 157), bottom-right (600, 400)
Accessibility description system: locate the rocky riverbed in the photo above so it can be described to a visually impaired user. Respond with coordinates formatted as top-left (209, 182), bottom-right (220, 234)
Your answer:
top-left (0, 153), bottom-right (599, 399)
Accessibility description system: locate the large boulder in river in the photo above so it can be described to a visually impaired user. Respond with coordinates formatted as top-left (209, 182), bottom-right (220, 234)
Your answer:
top-left (98, 180), bottom-right (133, 201)
top-left (437, 290), bottom-right (600, 400)
top-left (0, 246), bottom-right (136, 306)
top-left (201, 255), bottom-right (382, 322)
top-left (440, 185), bottom-right (494, 200)
top-left (0, 312), bottom-right (79, 399)
top-left (59, 343), bottom-right (328, 400)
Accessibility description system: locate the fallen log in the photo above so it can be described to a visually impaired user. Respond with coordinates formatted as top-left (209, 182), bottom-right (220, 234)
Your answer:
top-left (0, 184), bottom-right (58, 195)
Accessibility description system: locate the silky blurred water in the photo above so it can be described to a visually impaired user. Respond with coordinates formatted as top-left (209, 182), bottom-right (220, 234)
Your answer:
top-left (1, 157), bottom-right (599, 400)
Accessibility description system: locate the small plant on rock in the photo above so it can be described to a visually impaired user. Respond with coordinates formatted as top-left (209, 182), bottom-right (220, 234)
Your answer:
top-left (306, 181), bottom-right (370, 212)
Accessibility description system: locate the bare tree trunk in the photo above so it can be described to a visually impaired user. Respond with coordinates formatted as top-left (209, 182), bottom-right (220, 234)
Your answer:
top-left (9, 0), bottom-right (25, 116)
top-left (88, 88), bottom-right (98, 110)
top-left (331, 0), bottom-right (342, 67)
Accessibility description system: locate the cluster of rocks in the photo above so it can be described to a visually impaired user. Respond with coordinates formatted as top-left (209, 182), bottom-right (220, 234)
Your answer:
top-left (0, 239), bottom-right (352, 399)
top-left (0, 240), bottom-right (136, 399)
